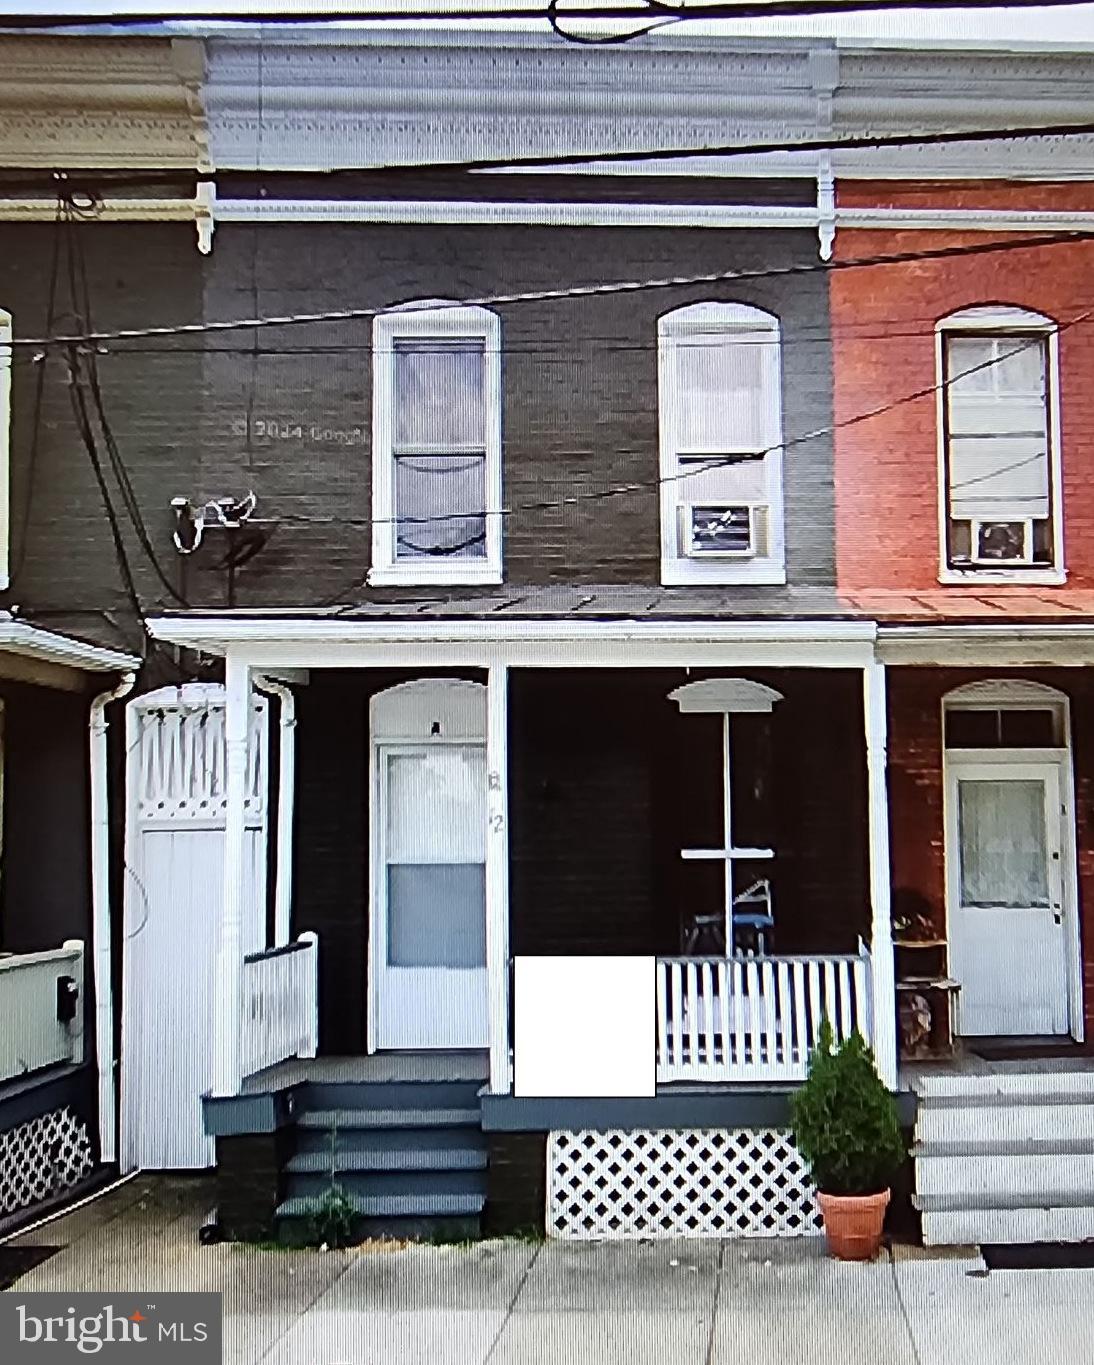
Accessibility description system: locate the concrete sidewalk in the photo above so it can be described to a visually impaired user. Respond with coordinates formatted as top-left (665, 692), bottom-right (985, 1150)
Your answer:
top-left (8, 1176), bottom-right (1094, 1364)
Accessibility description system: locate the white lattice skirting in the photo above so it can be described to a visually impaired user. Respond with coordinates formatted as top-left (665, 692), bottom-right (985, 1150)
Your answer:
top-left (548, 1128), bottom-right (823, 1240)
top-left (0, 1107), bottom-right (94, 1215)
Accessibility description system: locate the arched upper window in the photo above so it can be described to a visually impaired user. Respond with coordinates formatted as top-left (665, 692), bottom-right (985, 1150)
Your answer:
top-left (936, 305), bottom-right (1062, 582)
top-left (370, 302), bottom-right (502, 586)
top-left (657, 302), bottom-right (785, 585)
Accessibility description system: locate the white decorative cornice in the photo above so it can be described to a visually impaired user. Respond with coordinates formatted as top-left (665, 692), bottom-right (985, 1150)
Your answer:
top-left (0, 34), bottom-right (208, 170)
top-left (194, 30), bottom-right (1094, 181)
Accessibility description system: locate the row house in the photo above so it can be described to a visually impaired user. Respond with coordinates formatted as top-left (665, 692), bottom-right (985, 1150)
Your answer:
top-left (1, 26), bottom-right (1094, 1248)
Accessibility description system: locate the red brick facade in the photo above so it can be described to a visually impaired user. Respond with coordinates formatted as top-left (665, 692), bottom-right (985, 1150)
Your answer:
top-left (888, 667), bottom-right (1094, 1032)
top-left (832, 181), bottom-right (1094, 597)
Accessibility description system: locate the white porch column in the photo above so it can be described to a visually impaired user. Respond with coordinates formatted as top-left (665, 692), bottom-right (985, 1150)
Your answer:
top-left (864, 659), bottom-right (898, 1089)
top-left (486, 663), bottom-right (511, 1095)
top-left (213, 652), bottom-right (251, 1097)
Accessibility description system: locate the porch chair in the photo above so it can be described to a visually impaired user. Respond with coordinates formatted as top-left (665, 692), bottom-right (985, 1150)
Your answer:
top-left (681, 879), bottom-right (775, 956)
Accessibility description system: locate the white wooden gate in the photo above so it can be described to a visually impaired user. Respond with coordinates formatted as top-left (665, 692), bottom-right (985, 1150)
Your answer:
top-left (120, 684), bottom-right (268, 1171)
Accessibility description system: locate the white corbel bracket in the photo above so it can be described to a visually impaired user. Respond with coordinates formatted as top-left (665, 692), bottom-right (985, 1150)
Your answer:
top-left (195, 179), bottom-right (215, 255)
top-left (816, 155), bottom-right (835, 262)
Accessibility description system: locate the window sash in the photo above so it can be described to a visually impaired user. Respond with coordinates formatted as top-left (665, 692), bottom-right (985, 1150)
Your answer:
top-left (943, 330), bottom-right (1056, 556)
top-left (371, 308), bottom-right (501, 581)
top-left (668, 327), bottom-right (775, 457)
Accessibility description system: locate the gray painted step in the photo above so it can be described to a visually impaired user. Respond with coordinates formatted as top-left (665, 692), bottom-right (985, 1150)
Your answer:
top-left (297, 1106), bottom-right (482, 1130)
top-left (276, 1190), bottom-right (486, 1220)
top-left (286, 1168), bottom-right (486, 1201)
top-left (300, 1080), bottom-right (483, 1112)
top-left (288, 1148), bottom-right (486, 1175)
top-left (293, 1126), bottom-right (487, 1162)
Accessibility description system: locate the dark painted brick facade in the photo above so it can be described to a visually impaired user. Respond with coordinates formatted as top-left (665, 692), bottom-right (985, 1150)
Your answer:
top-left (0, 207), bottom-right (835, 650)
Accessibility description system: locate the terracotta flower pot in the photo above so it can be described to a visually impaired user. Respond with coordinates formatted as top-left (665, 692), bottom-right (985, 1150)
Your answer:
top-left (816, 1188), bottom-right (890, 1261)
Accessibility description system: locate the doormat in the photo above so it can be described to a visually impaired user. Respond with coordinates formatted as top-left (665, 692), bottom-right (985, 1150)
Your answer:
top-left (0, 1245), bottom-right (60, 1290)
top-left (968, 1042), bottom-right (1086, 1062)
top-left (982, 1242), bottom-right (1094, 1270)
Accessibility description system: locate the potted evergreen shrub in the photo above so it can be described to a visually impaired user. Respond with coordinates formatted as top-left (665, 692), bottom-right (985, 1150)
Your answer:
top-left (789, 1021), bottom-right (907, 1261)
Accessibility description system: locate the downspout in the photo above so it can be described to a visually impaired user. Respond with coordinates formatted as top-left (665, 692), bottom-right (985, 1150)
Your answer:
top-left (89, 670), bottom-right (136, 1167)
top-left (253, 675), bottom-right (295, 946)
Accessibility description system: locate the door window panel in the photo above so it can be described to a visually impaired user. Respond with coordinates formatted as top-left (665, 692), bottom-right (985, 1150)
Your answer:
top-left (385, 746), bottom-right (487, 968)
top-left (957, 778), bottom-right (1049, 908)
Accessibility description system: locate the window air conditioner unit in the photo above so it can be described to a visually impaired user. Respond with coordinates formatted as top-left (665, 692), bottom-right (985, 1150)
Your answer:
top-left (969, 517), bottom-right (1035, 565)
top-left (683, 503), bottom-right (758, 558)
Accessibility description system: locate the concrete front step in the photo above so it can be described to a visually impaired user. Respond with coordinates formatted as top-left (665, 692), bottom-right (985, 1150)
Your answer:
top-left (916, 1136), bottom-right (1094, 1159)
top-left (917, 1100), bottom-right (1094, 1145)
top-left (917, 1151), bottom-right (1094, 1198)
top-left (277, 1211), bottom-right (482, 1246)
top-left (909, 1069), bottom-right (1094, 1102)
top-left (296, 1106), bottom-right (482, 1131)
top-left (920, 1202), bottom-right (1094, 1247)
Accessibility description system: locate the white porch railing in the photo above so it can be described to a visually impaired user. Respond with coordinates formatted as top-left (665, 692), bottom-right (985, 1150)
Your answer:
top-left (239, 932), bottom-right (319, 1079)
top-left (0, 940), bottom-right (85, 1084)
top-left (656, 946), bottom-right (872, 1084)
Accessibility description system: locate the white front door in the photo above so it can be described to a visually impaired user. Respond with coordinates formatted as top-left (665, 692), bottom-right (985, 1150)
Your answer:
top-left (372, 741), bottom-right (489, 1049)
top-left (946, 760), bottom-right (1069, 1036)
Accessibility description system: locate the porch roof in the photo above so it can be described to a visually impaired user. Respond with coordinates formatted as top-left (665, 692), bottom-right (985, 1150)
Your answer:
top-left (148, 588), bottom-right (879, 670)
top-left (147, 582), bottom-right (1094, 668)
top-left (0, 614), bottom-right (139, 690)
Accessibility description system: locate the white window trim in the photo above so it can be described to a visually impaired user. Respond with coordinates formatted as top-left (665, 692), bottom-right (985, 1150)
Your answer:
top-left (658, 302), bottom-right (786, 587)
top-left (0, 310), bottom-right (10, 592)
top-left (934, 305), bottom-right (1065, 587)
top-left (369, 303), bottom-right (502, 587)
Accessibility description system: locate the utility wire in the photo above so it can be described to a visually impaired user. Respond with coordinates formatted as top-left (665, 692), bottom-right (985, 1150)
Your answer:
top-left (58, 203), bottom-right (191, 607)
top-left (10, 230), bottom-right (1094, 350)
top-left (271, 327), bottom-right (1080, 536)
top-left (63, 345), bottom-right (149, 648)
top-left (10, 206), bottom-right (62, 591)
top-left (13, 0), bottom-right (1094, 30)
top-left (13, 115), bottom-right (1094, 191)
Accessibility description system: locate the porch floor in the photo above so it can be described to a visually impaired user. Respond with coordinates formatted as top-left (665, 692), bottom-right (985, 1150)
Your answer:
top-left (241, 1050), bottom-right (489, 1094)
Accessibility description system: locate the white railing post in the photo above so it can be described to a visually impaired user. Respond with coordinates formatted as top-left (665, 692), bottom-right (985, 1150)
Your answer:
top-left (864, 660), bottom-right (898, 1089)
top-left (299, 930), bottom-right (319, 1058)
top-left (213, 652), bottom-right (250, 1097)
top-left (486, 663), bottom-right (511, 1095)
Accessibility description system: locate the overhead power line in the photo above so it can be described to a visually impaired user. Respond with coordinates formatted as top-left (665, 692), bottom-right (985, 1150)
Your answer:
top-left (12, 0), bottom-right (1094, 31)
top-left (11, 230), bottom-right (1094, 350)
top-left (10, 115), bottom-right (1094, 189)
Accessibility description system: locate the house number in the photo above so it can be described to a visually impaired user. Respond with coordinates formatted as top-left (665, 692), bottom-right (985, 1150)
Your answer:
top-left (488, 771), bottom-right (502, 791)
top-left (490, 813), bottom-right (505, 834)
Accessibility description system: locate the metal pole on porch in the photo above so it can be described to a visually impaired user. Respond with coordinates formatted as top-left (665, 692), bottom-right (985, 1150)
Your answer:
top-left (486, 663), bottom-right (512, 1095)
top-left (864, 659), bottom-right (898, 1090)
top-left (213, 652), bottom-right (250, 1097)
